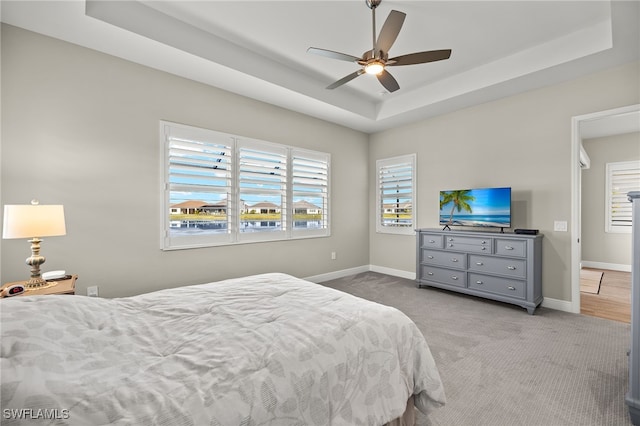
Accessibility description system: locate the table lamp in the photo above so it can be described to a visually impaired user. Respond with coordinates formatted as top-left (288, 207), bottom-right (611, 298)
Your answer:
top-left (3, 200), bottom-right (66, 290)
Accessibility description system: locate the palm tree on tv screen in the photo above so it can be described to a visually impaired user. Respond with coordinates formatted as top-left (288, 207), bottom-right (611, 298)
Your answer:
top-left (441, 190), bottom-right (475, 225)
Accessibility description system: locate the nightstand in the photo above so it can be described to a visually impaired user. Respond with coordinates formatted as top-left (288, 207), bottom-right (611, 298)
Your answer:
top-left (1, 275), bottom-right (77, 297)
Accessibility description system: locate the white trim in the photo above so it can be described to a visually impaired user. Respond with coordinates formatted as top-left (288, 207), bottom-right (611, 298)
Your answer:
top-left (308, 265), bottom-right (576, 313)
top-left (541, 297), bottom-right (573, 313)
top-left (581, 260), bottom-right (632, 273)
top-left (571, 104), bottom-right (640, 315)
top-left (304, 265), bottom-right (370, 283)
top-left (369, 265), bottom-right (416, 280)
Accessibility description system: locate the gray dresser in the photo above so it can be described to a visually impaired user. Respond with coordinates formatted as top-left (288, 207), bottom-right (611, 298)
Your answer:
top-left (416, 228), bottom-right (543, 314)
top-left (627, 191), bottom-right (640, 425)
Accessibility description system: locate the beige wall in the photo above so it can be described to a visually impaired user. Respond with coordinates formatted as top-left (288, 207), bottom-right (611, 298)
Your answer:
top-left (2, 23), bottom-right (639, 305)
top-left (0, 25), bottom-right (369, 297)
top-left (581, 132), bottom-right (640, 267)
top-left (369, 61), bottom-right (640, 302)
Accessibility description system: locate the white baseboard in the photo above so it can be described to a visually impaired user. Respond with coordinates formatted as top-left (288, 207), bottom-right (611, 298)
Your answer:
top-left (307, 266), bottom-right (576, 314)
top-left (305, 264), bottom-right (415, 283)
top-left (304, 265), bottom-right (370, 283)
top-left (369, 265), bottom-right (416, 280)
top-left (541, 297), bottom-right (576, 313)
top-left (581, 260), bottom-right (631, 273)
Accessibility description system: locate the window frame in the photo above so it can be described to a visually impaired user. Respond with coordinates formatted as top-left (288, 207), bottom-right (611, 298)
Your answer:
top-left (161, 121), bottom-right (330, 250)
top-left (605, 160), bottom-right (640, 234)
top-left (376, 154), bottom-right (417, 235)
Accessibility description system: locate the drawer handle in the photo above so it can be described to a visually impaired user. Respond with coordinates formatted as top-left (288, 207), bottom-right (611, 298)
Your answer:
top-left (481, 240), bottom-right (487, 244)
top-left (427, 255), bottom-right (434, 259)
top-left (507, 266), bottom-right (516, 270)
top-left (429, 239), bottom-right (435, 243)
top-left (449, 244), bottom-right (454, 247)
top-left (451, 276), bottom-right (458, 280)
top-left (451, 258), bottom-right (458, 262)
top-left (481, 247), bottom-right (486, 251)
top-left (428, 272), bottom-right (434, 276)
top-left (507, 286), bottom-right (516, 291)
top-left (476, 280), bottom-right (484, 285)
top-left (448, 238), bottom-right (454, 242)
top-left (476, 262), bottom-right (484, 266)
top-left (505, 246), bottom-right (514, 250)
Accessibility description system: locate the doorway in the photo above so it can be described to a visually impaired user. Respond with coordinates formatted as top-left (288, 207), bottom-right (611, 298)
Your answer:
top-left (570, 104), bottom-right (640, 317)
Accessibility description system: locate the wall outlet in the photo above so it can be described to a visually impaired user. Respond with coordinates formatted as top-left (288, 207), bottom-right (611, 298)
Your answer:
top-left (87, 286), bottom-right (99, 297)
top-left (554, 220), bottom-right (568, 232)
top-left (331, 251), bottom-right (337, 260)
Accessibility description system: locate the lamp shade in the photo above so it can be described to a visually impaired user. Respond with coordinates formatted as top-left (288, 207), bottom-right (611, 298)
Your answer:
top-left (3, 204), bottom-right (66, 239)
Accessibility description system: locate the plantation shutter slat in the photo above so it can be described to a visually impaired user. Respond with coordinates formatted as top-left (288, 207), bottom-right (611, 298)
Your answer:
top-left (168, 138), bottom-right (232, 193)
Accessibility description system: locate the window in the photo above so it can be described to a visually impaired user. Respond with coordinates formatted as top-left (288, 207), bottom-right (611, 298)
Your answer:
top-left (291, 149), bottom-right (330, 236)
top-left (605, 160), bottom-right (640, 233)
top-left (161, 121), bottom-right (330, 249)
top-left (376, 154), bottom-right (416, 235)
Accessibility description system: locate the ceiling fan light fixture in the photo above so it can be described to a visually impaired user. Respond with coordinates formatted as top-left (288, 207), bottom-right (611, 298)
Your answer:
top-left (307, 0), bottom-right (451, 92)
top-left (364, 61), bottom-right (385, 75)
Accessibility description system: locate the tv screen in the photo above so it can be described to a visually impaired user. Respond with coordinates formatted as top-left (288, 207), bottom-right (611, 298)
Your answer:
top-left (439, 187), bottom-right (511, 228)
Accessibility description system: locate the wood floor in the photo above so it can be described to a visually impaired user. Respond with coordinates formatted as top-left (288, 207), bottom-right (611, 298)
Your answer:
top-left (580, 268), bottom-right (631, 323)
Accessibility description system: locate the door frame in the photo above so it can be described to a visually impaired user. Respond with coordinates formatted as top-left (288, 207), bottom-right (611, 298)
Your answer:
top-left (570, 104), bottom-right (640, 313)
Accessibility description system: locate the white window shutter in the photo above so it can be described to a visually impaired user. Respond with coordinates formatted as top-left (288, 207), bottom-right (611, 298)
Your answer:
top-left (291, 149), bottom-right (330, 237)
top-left (376, 154), bottom-right (416, 235)
top-left (606, 160), bottom-right (640, 233)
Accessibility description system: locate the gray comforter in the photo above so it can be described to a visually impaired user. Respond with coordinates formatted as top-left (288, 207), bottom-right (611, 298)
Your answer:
top-left (1, 273), bottom-right (445, 425)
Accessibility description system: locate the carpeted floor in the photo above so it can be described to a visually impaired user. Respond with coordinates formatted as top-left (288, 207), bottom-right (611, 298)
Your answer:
top-left (322, 271), bottom-right (632, 426)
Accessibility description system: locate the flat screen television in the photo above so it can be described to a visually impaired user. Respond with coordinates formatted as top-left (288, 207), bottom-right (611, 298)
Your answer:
top-left (439, 187), bottom-right (511, 230)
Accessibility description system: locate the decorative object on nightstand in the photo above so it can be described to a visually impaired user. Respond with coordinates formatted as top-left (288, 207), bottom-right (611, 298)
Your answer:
top-left (2, 200), bottom-right (66, 290)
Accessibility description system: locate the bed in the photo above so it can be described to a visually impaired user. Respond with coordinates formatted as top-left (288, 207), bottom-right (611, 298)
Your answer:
top-left (1, 273), bottom-right (445, 425)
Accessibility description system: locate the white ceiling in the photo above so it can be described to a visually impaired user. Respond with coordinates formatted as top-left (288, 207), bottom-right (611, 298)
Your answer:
top-left (1, 1), bottom-right (639, 134)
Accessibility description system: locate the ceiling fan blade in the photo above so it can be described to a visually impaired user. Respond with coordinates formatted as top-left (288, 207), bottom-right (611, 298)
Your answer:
top-left (326, 69), bottom-right (366, 90)
top-left (387, 49), bottom-right (452, 66)
top-left (376, 10), bottom-right (406, 54)
top-left (307, 47), bottom-right (361, 63)
top-left (377, 69), bottom-right (400, 93)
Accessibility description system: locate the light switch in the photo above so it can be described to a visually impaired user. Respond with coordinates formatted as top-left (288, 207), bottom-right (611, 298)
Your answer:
top-left (554, 220), bottom-right (568, 232)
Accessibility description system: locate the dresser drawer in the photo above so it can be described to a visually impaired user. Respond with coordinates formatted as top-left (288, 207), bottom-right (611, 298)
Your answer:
top-left (422, 249), bottom-right (466, 269)
top-left (420, 265), bottom-right (466, 288)
top-left (495, 239), bottom-right (526, 257)
top-left (468, 273), bottom-right (526, 299)
top-left (444, 235), bottom-right (492, 253)
top-left (420, 233), bottom-right (443, 249)
top-left (468, 255), bottom-right (526, 279)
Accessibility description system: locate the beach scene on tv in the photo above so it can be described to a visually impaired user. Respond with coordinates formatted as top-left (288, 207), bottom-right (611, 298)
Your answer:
top-left (439, 187), bottom-right (511, 228)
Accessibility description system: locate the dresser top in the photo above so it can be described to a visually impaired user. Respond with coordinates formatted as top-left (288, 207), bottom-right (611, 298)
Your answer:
top-left (417, 228), bottom-right (543, 240)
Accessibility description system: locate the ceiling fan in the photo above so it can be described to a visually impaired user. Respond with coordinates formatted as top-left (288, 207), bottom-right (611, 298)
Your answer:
top-left (307, 0), bottom-right (452, 93)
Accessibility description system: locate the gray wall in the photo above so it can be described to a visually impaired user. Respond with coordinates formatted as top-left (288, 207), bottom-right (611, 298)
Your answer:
top-left (1, 25), bottom-right (369, 297)
top-left (369, 61), bottom-right (639, 302)
top-left (581, 132), bottom-right (640, 268)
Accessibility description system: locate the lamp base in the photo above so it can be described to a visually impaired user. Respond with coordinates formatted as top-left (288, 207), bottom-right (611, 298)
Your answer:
top-left (24, 277), bottom-right (58, 291)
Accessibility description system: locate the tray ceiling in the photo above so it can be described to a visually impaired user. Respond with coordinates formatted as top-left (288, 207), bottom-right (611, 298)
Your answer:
top-left (1, 1), bottom-right (638, 133)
